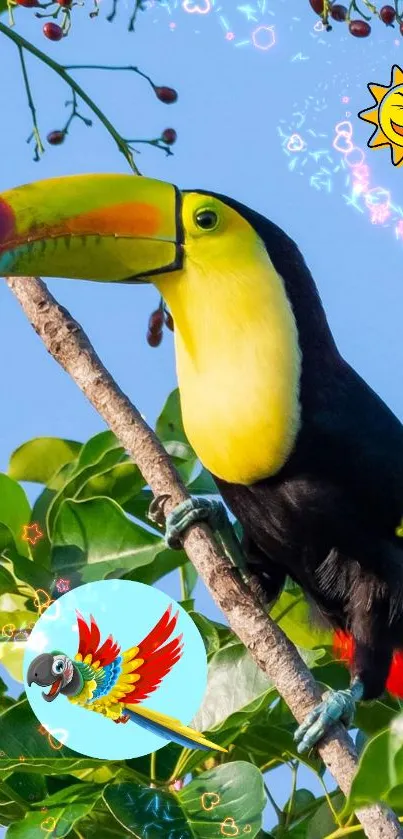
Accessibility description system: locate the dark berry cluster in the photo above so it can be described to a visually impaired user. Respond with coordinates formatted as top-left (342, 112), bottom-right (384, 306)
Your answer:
top-left (146, 302), bottom-right (174, 348)
top-left (309, 0), bottom-right (403, 37)
top-left (12, 0), bottom-right (74, 40)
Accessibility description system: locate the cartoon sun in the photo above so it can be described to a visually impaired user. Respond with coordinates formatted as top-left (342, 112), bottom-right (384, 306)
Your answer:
top-left (358, 65), bottom-right (403, 167)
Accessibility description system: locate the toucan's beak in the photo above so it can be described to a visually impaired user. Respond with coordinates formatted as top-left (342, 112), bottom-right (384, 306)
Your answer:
top-left (0, 174), bottom-right (184, 283)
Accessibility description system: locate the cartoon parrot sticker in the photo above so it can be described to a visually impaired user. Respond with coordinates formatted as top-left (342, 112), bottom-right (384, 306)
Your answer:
top-left (27, 605), bottom-right (225, 753)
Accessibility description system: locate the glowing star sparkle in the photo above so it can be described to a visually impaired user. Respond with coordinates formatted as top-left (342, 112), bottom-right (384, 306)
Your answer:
top-left (55, 578), bottom-right (70, 593)
top-left (358, 65), bottom-right (403, 167)
top-left (22, 523), bottom-right (43, 546)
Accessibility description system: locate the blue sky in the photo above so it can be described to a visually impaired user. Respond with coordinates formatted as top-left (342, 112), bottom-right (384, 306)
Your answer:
top-left (1, 0), bottom-right (403, 830)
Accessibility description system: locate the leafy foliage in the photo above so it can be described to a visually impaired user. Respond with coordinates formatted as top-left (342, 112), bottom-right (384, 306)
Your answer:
top-left (0, 388), bottom-right (402, 837)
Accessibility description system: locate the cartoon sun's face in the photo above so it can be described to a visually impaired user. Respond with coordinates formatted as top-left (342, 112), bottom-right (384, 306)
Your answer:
top-left (359, 65), bottom-right (403, 166)
top-left (379, 83), bottom-right (403, 146)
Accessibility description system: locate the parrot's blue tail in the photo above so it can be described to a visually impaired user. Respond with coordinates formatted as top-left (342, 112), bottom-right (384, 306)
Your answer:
top-left (124, 705), bottom-right (226, 752)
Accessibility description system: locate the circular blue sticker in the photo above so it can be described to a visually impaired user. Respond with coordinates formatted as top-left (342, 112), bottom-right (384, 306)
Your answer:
top-left (23, 579), bottom-right (208, 759)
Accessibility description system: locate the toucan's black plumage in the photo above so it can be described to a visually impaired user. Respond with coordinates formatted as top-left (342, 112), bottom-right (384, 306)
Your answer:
top-left (199, 192), bottom-right (403, 702)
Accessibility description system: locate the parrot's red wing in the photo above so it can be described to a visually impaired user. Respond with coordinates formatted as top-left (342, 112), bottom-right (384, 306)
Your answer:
top-left (76, 611), bottom-right (120, 667)
top-left (121, 605), bottom-right (183, 704)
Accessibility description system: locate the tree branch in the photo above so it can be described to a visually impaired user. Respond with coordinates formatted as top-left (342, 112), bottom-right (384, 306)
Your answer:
top-left (5, 274), bottom-right (403, 839)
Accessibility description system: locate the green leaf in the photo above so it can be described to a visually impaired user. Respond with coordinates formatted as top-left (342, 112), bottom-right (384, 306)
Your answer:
top-left (104, 782), bottom-right (192, 838)
top-left (178, 761), bottom-right (266, 837)
top-left (187, 469), bottom-right (218, 495)
top-left (192, 643), bottom-right (274, 732)
top-left (385, 712), bottom-right (403, 802)
top-left (0, 609), bottom-right (36, 637)
top-left (355, 695), bottom-right (401, 737)
top-left (0, 698), bottom-right (114, 764)
top-left (4, 771), bottom-right (46, 804)
top-left (123, 489), bottom-right (155, 528)
top-left (79, 461), bottom-right (145, 505)
top-left (0, 593), bottom-right (31, 613)
top-left (346, 730), bottom-right (391, 811)
top-left (46, 430), bottom-right (126, 535)
top-left (189, 612), bottom-right (221, 657)
top-left (8, 438), bottom-right (82, 485)
top-left (0, 0), bottom-right (8, 15)
top-left (233, 716), bottom-right (321, 774)
top-left (270, 587), bottom-right (333, 650)
top-left (6, 782), bottom-right (103, 838)
top-left (75, 430), bottom-right (121, 470)
top-left (70, 804), bottom-right (134, 838)
top-left (3, 542), bottom-right (54, 592)
top-left (29, 487), bottom-right (56, 568)
top-left (0, 564), bottom-right (19, 596)
top-left (0, 640), bottom-right (27, 683)
top-left (0, 475), bottom-right (32, 557)
top-left (285, 788), bottom-right (316, 818)
top-left (51, 497), bottom-right (165, 582)
top-left (306, 793), bottom-right (345, 839)
top-left (104, 761), bottom-right (265, 838)
top-left (281, 792), bottom-right (341, 839)
top-left (156, 388), bottom-right (190, 445)
top-left (123, 546), bottom-right (188, 586)
top-left (182, 562), bottom-right (198, 597)
top-left (0, 784), bottom-right (27, 827)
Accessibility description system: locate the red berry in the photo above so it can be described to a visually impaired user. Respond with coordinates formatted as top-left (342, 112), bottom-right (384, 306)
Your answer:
top-left (47, 130), bottom-right (65, 145)
top-left (348, 19), bottom-right (371, 36)
top-left (15, 0), bottom-right (39, 6)
top-left (148, 309), bottom-right (164, 331)
top-left (379, 4), bottom-right (395, 23)
top-left (57, 0), bottom-right (72, 5)
top-left (309, 0), bottom-right (324, 14)
top-left (147, 329), bottom-right (163, 347)
top-left (400, 20), bottom-right (403, 34)
top-left (43, 22), bottom-right (64, 40)
top-left (330, 4), bottom-right (347, 21)
top-left (154, 86), bottom-right (178, 104)
top-left (161, 128), bottom-right (177, 145)
top-left (165, 311), bottom-right (174, 331)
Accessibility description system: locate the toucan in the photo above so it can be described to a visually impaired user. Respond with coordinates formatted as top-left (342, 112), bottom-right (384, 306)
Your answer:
top-left (1, 173), bottom-right (403, 753)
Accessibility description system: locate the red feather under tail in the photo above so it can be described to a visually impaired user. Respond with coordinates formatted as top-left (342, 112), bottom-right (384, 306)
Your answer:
top-left (333, 631), bottom-right (403, 699)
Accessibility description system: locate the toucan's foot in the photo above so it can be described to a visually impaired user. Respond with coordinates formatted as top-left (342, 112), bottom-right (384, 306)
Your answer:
top-left (114, 713), bottom-right (130, 724)
top-left (164, 497), bottom-right (222, 550)
top-left (294, 680), bottom-right (364, 753)
top-left (149, 495), bottom-right (255, 588)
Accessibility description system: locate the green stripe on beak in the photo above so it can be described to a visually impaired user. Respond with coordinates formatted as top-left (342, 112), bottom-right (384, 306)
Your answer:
top-left (0, 174), bottom-right (183, 282)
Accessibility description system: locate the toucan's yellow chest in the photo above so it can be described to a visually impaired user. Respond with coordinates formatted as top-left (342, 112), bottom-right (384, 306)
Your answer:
top-left (157, 250), bottom-right (302, 486)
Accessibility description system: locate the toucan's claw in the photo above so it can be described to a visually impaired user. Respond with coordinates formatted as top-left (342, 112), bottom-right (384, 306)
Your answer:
top-left (160, 495), bottom-right (258, 586)
top-left (293, 681), bottom-right (364, 753)
top-left (163, 497), bottom-right (220, 549)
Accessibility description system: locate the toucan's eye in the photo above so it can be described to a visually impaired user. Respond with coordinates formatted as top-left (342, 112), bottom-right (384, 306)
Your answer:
top-left (194, 209), bottom-right (219, 231)
top-left (52, 657), bottom-right (66, 676)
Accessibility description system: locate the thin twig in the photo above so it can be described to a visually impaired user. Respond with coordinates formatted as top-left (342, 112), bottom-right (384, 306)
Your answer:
top-left (17, 45), bottom-right (44, 162)
top-left (5, 275), bottom-right (403, 839)
top-left (0, 21), bottom-right (141, 174)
